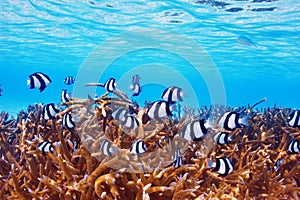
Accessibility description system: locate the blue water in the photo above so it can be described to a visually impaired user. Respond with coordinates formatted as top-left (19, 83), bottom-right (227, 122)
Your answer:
top-left (1, 0), bottom-right (300, 116)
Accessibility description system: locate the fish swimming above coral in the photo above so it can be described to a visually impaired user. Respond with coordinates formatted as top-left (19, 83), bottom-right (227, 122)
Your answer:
top-left (130, 139), bottom-right (147, 154)
top-left (112, 107), bottom-right (128, 122)
top-left (85, 77), bottom-right (117, 92)
top-left (287, 110), bottom-right (300, 127)
top-left (208, 157), bottom-right (234, 176)
top-left (146, 100), bottom-right (173, 120)
top-left (130, 82), bottom-right (142, 97)
top-left (64, 76), bottom-right (75, 85)
top-left (123, 115), bottom-right (139, 129)
top-left (62, 112), bottom-right (75, 129)
top-left (38, 140), bottom-right (55, 154)
top-left (218, 111), bottom-right (249, 131)
top-left (100, 139), bottom-right (117, 157)
top-left (161, 86), bottom-right (184, 103)
top-left (42, 103), bottom-right (59, 120)
top-left (27, 72), bottom-right (52, 92)
top-left (61, 89), bottom-right (72, 104)
top-left (130, 74), bottom-right (142, 97)
top-left (172, 148), bottom-right (183, 168)
top-left (179, 118), bottom-right (214, 141)
top-left (213, 131), bottom-right (232, 145)
top-left (288, 139), bottom-right (299, 154)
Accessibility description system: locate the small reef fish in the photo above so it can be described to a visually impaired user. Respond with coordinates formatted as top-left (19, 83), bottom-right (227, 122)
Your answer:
top-left (130, 139), bottom-right (147, 154)
top-left (123, 115), bottom-right (139, 129)
top-left (218, 111), bottom-right (249, 131)
top-left (112, 108), bottom-right (128, 122)
top-left (130, 74), bottom-right (141, 96)
top-left (38, 140), bottom-right (54, 154)
top-left (237, 36), bottom-right (257, 47)
top-left (27, 72), bottom-right (52, 92)
top-left (214, 131), bottom-right (232, 145)
top-left (62, 113), bottom-right (75, 129)
top-left (43, 103), bottom-right (59, 120)
top-left (179, 119), bottom-right (214, 141)
top-left (287, 110), bottom-right (300, 127)
top-left (61, 89), bottom-right (71, 104)
top-left (208, 157), bottom-right (234, 176)
top-left (100, 139), bottom-right (117, 157)
top-left (172, 149), bottom-right (183, 168)
top-left (85, 78), bottom-right (116, 93)
top-left (130, 82), bottom-right (142, 96)
top-left (173, 156), bottom-right (183, 168)
top-left (64, 76), bottom-right (75, 85)
top-left (132, 74), bottom-right (140, 84)
top-left (288, 139), bottom-right (299, 154)
top-left (103, 78), bottom-right (117, 92)
top-left (161, 86), bottom-right (183, 102)
top-left (146, 100), bottom-right (173, 120)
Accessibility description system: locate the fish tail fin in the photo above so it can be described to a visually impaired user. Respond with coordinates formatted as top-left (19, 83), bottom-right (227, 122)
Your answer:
top-left (228, 135), bottom-right (233, 142)
top-left (27, 79), bottom-right (31, 86)
top-left (239, 115), bottom-right (249, 127)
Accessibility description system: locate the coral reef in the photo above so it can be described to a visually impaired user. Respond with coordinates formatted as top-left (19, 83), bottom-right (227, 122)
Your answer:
top-left (0, 92), bottom-right (299, 199)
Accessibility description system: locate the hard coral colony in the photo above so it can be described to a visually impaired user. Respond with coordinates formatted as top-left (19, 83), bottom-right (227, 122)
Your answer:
top-left (0, 80), bottom-right (300, 200)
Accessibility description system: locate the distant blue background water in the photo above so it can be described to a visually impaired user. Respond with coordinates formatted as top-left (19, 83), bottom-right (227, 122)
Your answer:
top-left (1, 0), bottom-right (300, 116)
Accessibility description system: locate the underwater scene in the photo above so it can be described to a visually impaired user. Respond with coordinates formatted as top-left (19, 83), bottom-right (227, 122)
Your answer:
top-left (1, 0), bottom-right (300, 199)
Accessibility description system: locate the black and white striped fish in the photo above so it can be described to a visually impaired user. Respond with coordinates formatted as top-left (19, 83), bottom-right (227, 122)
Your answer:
top-left (208, 157), bottom-right (234, 176)
top-left (146, 100), bottom-right (173, 120)
top-left (288, 139), bottom-right (299, 153)
top-left (130, 140), bottom-right (147, 154)
top-left (218, 111), bottom-right (249, 131)
top-left (130, 82), bottom-right (141, 96)
top-left (62, 113), bottom-right (75, 129)
top-left (214, 131), bottom-right (232, 145)
top-left (112, 108), bottom-right (128, 122)
top-left (123, 115), bottom-right (139, 129)
top-left (61, 89), bottom-right (71, 104)
top-left (100, 139), bottom-right (117, 157)
top-left (132, 74), bottom-right (140, 84)
top-left (287, 110), bottom-right (300, 127)
top-left (43, 103), bottom-right (59, 120)
top-left (179, 119), bottom-right (214, 141)
top-left (172, 149), bottom-right (183, 168)
top-left (64, 76), bottom-right (75, 85)
top-left (38, 140), bottom-right (55, 154)
top-left (27, 72), bottom-right (52, 92)
top-left (85, 78), bottom-right (117, 93)
top-left (161, 86), bottom-right (183, 102)
top-left (104, 78), bottom-right (117, 92)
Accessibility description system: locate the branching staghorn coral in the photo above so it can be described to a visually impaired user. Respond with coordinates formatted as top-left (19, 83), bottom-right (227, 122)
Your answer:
top-left (0, 92), bottom-right (299, 199)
